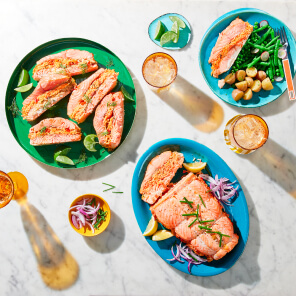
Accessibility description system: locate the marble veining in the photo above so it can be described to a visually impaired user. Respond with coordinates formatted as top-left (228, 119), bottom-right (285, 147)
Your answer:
top-left (0, 0), bottom-right (296, 295)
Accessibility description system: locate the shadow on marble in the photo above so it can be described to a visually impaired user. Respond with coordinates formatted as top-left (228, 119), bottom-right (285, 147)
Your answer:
top-left (244, 138), bottom-right (296, 199)
top-left (156, 75), bottom-right (224, 133)
top-left (83, 211), bottom-right (125, 253)
top-left (19, 198), bottom-right (79, 290)
top-left (169, 176), bottom-right (261, 288)
top-left (32, 71), bottom-right (147, 181)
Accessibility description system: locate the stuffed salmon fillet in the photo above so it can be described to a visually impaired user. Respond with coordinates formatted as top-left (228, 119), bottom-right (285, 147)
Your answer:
top-left (67, 68), bottom-right (118, 123)
top-left (209, 18), bottom-right (253, 78)
top-left (141, 152), bottom-right (239, 261)
top-left (33, 49), bottom-right (98, 81)
top-left (140, 151), bottom-right (184, 205)
top-left (93, 91), bottom-right (124, 150)
top-left (22, 74), bottom-right (76, 122)
top-left (28, 117), bottom-right (81, 146)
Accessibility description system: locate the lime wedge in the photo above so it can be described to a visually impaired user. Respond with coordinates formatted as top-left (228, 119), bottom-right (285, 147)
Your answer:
top-left (143, 216), bottom-right (158, 236)
top-left (55, 155), bottom-right (75, 165)
top-left (160, 31), bottom-right (177, 46)
top-left (14, 83), bottom-right (33, 93)
top-left (183, 162), bottom-right (207, 173)
top-left (84, 134), bottom-right (98, 152)
top-left (152, 230), bottom-right (174, 241)
top-left (169, 16), bottom-right (186, 29)
top-left (54, 146), bottom-right (71, 161)
top-left (154, 20), bottom-right (165, 40)
top-left (17, 69), bottom-right (29, 87)
top-left (121, 85), bottom-right (134, 102)
top-left (171, 21), bottom-right (179, 43)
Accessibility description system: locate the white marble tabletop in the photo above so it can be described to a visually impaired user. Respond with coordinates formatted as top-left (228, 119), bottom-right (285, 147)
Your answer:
top-left (1, 0), bottom-right (296, 295)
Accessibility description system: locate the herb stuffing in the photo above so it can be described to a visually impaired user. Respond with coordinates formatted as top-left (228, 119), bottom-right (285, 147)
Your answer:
top-left (79, 62), bottom-right (88, 74)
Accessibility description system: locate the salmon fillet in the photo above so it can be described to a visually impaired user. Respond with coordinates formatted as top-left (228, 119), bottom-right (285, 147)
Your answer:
top-left (67, 69), bottom-right (118, 123)
top-left (93, 91), bottom-right (124, 150)
top-left (28, 117), bottom-right (81, 146)
top-left (140, 151), bottom-right (184, 205)
top-left (209, 18), bottom-right (253, 78)
top-left (22, 74), bottom-right (76, 121)
top-left (143, 157), bottom-right (239, 261)
top-left (33, 49), bottom-right (98, 81)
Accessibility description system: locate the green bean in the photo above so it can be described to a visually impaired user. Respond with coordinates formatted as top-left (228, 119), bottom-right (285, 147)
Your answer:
top-left (248, 42), bottom-right (268, 51)
top-left (267, 44), bottom-right (276, 51)
top-left (270, 57), bottom-right (275, 79)
top-left (266, 36), bottom-right (279, 47)
top-left (278, 58), bottom-right (284, 78)
top-left (270, 29), bottom-right (275, 39)
top-left (253, 24), bottom-right (269, 33)
top-left (274, 39), bottom-right (280, 70)
top-left (257, 28), bottom-right (272, 45)
top-left (259, 62), bottom-right (270, 66)
top-left (247, 56), bottom-right (261, 68)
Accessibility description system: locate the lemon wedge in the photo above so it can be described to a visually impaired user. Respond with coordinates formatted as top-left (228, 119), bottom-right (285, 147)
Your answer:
top-left (143, 216), bottom-right (158, 236)
top-left (183, 162), bottom-right (207, 173)
top-left (152, 230), bottom-right (174, 241)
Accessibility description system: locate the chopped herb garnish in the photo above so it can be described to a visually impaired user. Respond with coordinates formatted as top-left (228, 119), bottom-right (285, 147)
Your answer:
top-left (182, 213), bottom-right (197, 217)
top-left (59, 63), bottom-right (67, 69)
top-left (112, 191), bottom-right (123, 194)
top-left (87, 198), bottom-right (96, 207)
top-left (43, 101), bottom-right (51, 110)
top-left (206, 230), bottom-right (230, 247)
top-left (198, 225), bottom-right (212, 230)
top-left (94, 208), bottom-right (108, 230)
top-left (205, 165), bottom-right (212, 177)
top-left (102, 182), bottom-right (116, 192)
top-left (39, 127), bottom-right (47, 134)
top-left (199, 219), bottom-right (214, 224)
top-left (100, 130), bottom-right (110, 136)
top-left (83, 94), bottom-right (91, 103)
top-left (79, 63), bottom-right (88, 74)
top-left (106, 57), bottom-right (114, 68)
top-left (199, 194), bottom-right (206, 208)
top-left (8, 97), bottom-right (21, 117)
top-left (107, 101), bottom-right (117, 107)
top-left (180, 197), bottom-right (193, 208)
top-left (57, 69), bottom-right (67, 74)
top-left (206, 190), bottom-right (212, 193)
top-left (188, 218), bottom-right (198, 227)
top-left (75, 149), bottom-right (88, 164)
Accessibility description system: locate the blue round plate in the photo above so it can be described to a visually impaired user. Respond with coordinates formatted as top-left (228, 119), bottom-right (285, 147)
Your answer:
top-left (131, 138), bottom-right (249, 276)
top-left (148, 13), bottom-right (191, 50)
top-left (199, 8), bottom-right (296, 108)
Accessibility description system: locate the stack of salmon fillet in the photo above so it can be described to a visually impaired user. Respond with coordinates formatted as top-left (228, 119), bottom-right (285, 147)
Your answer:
top-left (22, 49), bottom-right (124, 150)
top-left (140, 151), bottom-right (239, 261)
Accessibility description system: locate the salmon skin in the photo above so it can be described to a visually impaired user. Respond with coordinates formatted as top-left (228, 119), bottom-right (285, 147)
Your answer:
top-left (209, 18), bottom-right (253, 78)
top-left (33, 49), bottom-right (98, 81)
top-left (93, 91), bottom-right (124, 150)
top-left (22, 74), bottom-right (76, 122)
top-left (67, 68), bottom-right (118, 123)
top-left (142, 153), bottom-right (239, 261)
top-left (28, 117), bottom-right (81, 146)
top-left (140, 151), bottom-right (184, 205)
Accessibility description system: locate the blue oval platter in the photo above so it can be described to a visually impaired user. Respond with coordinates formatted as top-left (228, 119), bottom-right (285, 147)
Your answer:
top-left (199, 8), bottom-right (296, 108)
top-left (131, 138), bottom-right (249, 276)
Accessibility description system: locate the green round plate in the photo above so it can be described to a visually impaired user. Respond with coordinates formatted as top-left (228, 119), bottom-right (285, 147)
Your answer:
top-left (5, 38), bottom-right (136, 169)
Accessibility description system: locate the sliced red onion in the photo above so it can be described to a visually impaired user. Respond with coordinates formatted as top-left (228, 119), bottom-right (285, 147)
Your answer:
top-left (167, 242), bottom-right (206, 273)
top-left (200, 174), bottom-right (238, 205)
top-left (70, 198), bottom-right (107, 233)
top-left (260, 20), bottom-right (268, 27)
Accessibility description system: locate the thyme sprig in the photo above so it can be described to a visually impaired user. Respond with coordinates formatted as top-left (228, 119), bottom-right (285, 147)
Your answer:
top-left (8, 97), bottom-right (21, 117)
